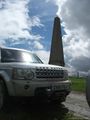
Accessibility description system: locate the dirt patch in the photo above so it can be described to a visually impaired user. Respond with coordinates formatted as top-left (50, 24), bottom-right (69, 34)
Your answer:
top-left (64, 92), bottom-right (90, 120)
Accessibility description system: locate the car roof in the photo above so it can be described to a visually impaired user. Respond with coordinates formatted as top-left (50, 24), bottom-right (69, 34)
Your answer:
top-left (0, 47), bottom-right (33, 54)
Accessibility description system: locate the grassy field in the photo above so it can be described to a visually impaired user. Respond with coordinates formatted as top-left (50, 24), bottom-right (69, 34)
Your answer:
top-left (69, 76), bottom-right (86, 93)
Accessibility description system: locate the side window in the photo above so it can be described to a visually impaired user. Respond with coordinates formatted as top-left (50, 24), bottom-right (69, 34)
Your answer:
top-left (1, 49), bottom-right (21, 62)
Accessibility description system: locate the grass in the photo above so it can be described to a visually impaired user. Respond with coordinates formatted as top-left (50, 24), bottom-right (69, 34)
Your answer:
top-left (65, 113), bottom-right (85, 120)
top-left (69, 76), bottom-right (86, 93)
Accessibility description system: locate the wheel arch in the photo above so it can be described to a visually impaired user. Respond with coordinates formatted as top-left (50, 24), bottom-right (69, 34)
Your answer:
top-left (0, 75), bottom-right (9, 95)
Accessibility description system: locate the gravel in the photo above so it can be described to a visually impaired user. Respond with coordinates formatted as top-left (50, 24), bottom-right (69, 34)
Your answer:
top-left (64, 92), bottom-right (90, 120)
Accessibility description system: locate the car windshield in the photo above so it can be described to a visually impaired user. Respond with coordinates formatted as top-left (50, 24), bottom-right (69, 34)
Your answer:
top-left (1, 48), bottom-right (43, 64)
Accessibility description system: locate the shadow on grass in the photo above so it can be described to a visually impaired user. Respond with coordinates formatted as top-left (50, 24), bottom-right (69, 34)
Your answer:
top-left (0, 98), bottom-right (69, 120)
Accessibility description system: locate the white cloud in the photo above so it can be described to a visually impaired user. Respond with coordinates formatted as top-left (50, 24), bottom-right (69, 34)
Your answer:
top-left (33, 41), bottom-right (44, 49)
top-left (30, 16), bottom-right (44, 28)
top-left (0, 0), bottom-right (43, 45)
top-left (53, 0), bottom-right (90, 72)
top-left (0, 0), bottom-right (29, 39)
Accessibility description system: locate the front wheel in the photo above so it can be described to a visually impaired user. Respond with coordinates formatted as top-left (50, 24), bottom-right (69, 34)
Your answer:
top-left (0, 80), bottom-right (7, 110)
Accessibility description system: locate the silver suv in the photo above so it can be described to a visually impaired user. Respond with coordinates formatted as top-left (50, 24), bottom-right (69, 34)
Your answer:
top-left (0, 47), bottom-right (71, 109)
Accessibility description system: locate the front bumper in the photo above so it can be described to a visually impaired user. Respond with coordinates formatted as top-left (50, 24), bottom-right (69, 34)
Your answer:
top-left (12, 80), bottom-right (71, 97)
top-left (34, 80), bottom-right (71, 101)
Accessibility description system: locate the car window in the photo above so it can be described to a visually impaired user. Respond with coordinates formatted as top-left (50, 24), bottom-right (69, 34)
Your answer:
top-left (1, 48), bottom-right (43, 64)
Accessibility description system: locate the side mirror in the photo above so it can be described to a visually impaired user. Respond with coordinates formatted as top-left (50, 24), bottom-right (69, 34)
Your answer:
top-left (86, 70), bottom-right (90, 107)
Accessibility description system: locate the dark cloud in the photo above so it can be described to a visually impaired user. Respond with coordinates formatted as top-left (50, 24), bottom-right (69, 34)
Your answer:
top-left (70, 56), bottom-right (90, 72)
top-left (56, 0), bottom-right (90, 72)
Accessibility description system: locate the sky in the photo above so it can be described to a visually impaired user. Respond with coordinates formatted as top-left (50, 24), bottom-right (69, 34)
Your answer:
top-left (0, 0), bottom-right (90, 74)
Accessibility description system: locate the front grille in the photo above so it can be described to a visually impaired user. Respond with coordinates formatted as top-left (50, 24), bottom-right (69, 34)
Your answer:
top-left (36, 68), bottom-right (64, 78)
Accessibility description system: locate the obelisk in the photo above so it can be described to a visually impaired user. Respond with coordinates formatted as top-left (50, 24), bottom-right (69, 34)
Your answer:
top-left (49, 16), bottom-right (65, 66)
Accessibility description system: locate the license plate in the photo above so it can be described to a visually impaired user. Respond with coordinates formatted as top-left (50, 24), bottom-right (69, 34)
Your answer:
top-left (52, 85), bottom-right (65, 91)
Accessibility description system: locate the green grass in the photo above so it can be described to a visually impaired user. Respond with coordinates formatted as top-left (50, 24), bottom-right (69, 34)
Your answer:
top-left (69, 76), bottom-right (86, 92)
top-left (65, 113), bottom-right (85, 120)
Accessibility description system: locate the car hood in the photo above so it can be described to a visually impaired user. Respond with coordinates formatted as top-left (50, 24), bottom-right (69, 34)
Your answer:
top-left (1, 62), bottom-right (66, 70)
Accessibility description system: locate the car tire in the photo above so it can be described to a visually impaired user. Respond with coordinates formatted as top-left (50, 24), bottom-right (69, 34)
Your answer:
top-left (86, 70), bottom-right (90, 107)
top-left (0, 80), bottom-right (7, 110)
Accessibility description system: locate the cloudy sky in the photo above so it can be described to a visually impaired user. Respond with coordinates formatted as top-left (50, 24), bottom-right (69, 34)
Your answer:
top-left (0, 0), bottom-right (90, 73)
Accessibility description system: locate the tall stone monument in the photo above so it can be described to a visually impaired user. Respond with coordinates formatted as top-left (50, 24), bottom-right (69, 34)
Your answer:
top-left (49, 16), bottom-right (65, 66)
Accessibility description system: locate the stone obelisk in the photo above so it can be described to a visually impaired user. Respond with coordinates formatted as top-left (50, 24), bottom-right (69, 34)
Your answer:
top-left (49, 16), bottom-right (65, 66)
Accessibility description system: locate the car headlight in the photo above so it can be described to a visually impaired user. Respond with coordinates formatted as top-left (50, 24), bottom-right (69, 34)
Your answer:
top-left (64, 70), bottom-right (68, 80)
top-left (12, 68), bottom-right (34, 80)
